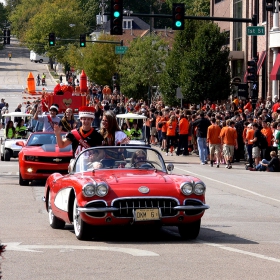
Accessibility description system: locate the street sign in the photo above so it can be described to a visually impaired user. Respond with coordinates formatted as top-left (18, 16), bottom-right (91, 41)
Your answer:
top-left (115, 46), bottom-right (128, 54)
top-left (246, 26), bottom-right (265, 36)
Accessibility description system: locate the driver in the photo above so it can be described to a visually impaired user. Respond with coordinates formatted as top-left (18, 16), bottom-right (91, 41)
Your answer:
top-left (131, 149), bottom-right (147, 168)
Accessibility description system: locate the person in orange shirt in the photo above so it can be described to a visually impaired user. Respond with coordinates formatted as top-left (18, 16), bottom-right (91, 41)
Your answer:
top-left (159, 109), bottom-right (169, 151)
top-left (261, 120), bottom-right (273, 160)
top-left (245, 123), bottom-right (255, 168)
top-left (156, 111), bottom-right (162, 146)
top-left (207, 117), bottom-right (221, 167)
top-left (220, 120), bottom-right (238, 169)
top-left (176, 113), bottom-right (189, 156)
top-left (166, 114), bottom-right (177, 156)
top-left (243, 100), bottom-right (253, 113)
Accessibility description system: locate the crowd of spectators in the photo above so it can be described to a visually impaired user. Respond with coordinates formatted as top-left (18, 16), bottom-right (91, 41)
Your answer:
top-left (1, 83), bottom-right (280, 172)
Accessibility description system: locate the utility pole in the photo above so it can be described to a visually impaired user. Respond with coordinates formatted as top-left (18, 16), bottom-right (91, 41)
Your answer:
top-left (251, 11), bottom-right (258, 110)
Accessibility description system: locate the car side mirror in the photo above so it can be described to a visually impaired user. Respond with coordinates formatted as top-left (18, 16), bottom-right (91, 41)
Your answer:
top-left (166, 163), bottom-right (174, 173)
top-left (16, 141), bottom-right (25, 147)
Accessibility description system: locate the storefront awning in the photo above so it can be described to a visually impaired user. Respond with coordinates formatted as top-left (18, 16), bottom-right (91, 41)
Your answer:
top-left (270, 53), bottom-right (280, 80)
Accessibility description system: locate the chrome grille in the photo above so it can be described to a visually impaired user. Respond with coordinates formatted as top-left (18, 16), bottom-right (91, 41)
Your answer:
top-left (112, 197), bottom-right (179, 218)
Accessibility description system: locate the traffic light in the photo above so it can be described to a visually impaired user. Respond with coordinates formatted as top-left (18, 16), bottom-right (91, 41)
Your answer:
top-left (247, 60), bottom-right (257, 82)
top-left (3, 29), bottom-right (10, 45)
top-left (110, 0), bottom-right (123, 35)
top-left (172, 3), bottom-right (185, 30)
top-left (48, 33), bottom-right (55, 46)
top-left (80, 34), bottom-right (86, 47)
top-left (266, 0), bottom-right (276, 12)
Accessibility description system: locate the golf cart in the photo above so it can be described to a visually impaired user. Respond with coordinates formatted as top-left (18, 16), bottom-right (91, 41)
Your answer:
top-left (0, 112), bottom-right (33, 161)
top-left (116, 113), bottom-right (150, 146)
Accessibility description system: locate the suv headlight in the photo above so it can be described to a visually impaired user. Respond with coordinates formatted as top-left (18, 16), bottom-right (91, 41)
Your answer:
top-left (180, 183), bottom-right (193, 195)
top-left (82, 183), bottom-right (96, 197)
top-left (194, 183), bottom-right (206, 195)
top-left (96, 182), bottom-right (109, 197)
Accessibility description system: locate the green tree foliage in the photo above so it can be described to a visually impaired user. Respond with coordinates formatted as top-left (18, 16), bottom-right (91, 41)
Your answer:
top-left (19, 0), bottom-right (85, 58)
top-left (159, 20), bottom-right (230, 105)
top-left (180, 22), bottom-right (230, 103)
top-left (158, 19), bottom-right (200, 105)
top-left (0, 3), bottom-right (8, 29)
top-left (65, 34), bottom-right (121, 85)
top-left (119, 35), bottom-right (168, 100)
top-left (8, 0), bottom-right (40, 40)
top-left (165, 0), bottom-right (209, 16)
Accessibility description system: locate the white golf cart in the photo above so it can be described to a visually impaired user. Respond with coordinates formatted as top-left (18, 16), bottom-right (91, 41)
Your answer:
top-left (116, 113), bottom-right (150, 146)
top-left (0, 112), bottom-right (32, 161)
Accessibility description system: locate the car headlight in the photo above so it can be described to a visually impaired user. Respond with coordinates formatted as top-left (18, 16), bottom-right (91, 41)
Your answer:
top-left (180, 182), bottom-right (193, 195)
top-left (25, 155), bottom-right (38, 161)
top-left (96, 182), bottom-right (109, 197)
top-left (82, 183), bottom-right (96, 197)
top-left (194, 183), bottom-right (206, 195)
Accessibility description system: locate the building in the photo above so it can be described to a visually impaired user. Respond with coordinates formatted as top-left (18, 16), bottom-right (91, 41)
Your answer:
top-left (211, 0), bottom-right (280, 101)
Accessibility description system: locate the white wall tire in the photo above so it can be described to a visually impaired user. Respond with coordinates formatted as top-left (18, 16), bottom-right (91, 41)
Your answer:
top-left (48, 193), bottom-right (65, 229)
top-left (73, 198), bottom-right (92, 240)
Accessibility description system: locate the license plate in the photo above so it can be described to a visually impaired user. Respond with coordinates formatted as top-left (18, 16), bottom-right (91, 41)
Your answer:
top-left (134, 209), bottom-right (160, 221)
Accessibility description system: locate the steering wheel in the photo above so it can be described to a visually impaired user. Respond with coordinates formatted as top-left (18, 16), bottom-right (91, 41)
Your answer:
top-left (131, 160), bottom-right (155, 169)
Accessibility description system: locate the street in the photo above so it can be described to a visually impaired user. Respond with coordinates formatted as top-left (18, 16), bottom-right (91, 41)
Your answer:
top-left (0, 38), bottom-right (280, 280)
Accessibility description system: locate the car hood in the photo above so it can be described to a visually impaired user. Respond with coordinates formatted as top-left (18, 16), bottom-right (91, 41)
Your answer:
top-left (79, 170), bottom-right (199, 185)
top-left (22, 144), bottom-right (72, 154)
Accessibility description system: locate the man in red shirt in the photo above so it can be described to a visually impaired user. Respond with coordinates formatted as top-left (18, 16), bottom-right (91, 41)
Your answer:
top-left (176, 113), bottom-right (189, 156)
top-left (207, 117), bottom-right (221, 167)
top-left (272, 99), bottom-right (280, 113)
top-left (220, 120), bottom-right (238, 169)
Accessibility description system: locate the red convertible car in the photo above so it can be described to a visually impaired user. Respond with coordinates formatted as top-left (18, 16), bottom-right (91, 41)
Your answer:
top-left (43, 146), bottom-right (209, 240)
top-left (17, 132), bottom-right (72, 186)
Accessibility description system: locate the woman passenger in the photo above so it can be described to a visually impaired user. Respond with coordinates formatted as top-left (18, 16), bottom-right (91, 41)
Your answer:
top-left (59, 108), bottom-right (76, 132)
top-left (5, 120), bottom-right (16, 139)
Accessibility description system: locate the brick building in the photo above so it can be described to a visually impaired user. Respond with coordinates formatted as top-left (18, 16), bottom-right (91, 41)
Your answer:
top-left (211, 0), bottom-right (280, 100)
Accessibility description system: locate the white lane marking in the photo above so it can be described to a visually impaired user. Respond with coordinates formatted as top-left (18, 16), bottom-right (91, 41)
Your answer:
top-left (0, 172), bottom-right (19, 175)
top-left (175, 166), bottom-right (280, 203)
top-left (4, 242), bottom-right (159, 257)
top-left (199, 241), bottom-right (280, 263)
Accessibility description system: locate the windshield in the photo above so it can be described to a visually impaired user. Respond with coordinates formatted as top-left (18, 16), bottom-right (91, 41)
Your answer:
top-left (74, 146), bottom-right (166, 173)
top-left (27, 133), bottom-right (66, 146)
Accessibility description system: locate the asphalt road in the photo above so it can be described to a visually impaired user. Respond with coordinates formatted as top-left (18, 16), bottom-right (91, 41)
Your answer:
top-left (0, 38), bottom-right (280, 280)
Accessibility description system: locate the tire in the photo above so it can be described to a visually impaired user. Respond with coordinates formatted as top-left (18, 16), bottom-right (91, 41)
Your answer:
top-left (178, 219), bottom-right (201, 240)
top-left (19, 172), bottom-right (29, 186)
top-left (48, 193), bottom-right (65, 229)
top-left (4, 149), bottom-right (10, 161)
top-left (73, 198), bottom-right (92, 240)
top-left (39, 59), bottom-right (43, 63)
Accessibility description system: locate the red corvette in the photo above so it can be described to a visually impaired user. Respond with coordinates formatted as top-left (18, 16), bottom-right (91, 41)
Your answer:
top-left (17, 132), bottom-right (72, 186)
top-left (43, 146), bottom-right (209, 240)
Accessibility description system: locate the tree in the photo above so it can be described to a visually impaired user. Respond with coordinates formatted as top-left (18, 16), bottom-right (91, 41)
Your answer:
top-left (65, 34), bottom-right (121, 85)
top-left (158, 18), bottom-right (201, 105)
top-left (22, 0), bottom-right (85, 60)
top-left (119, 35), bottom-right (168, 101)
top-left (180, 22), bottom-right (230, 103)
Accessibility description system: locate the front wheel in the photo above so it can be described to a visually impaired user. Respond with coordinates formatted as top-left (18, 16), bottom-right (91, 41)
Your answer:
top-left (48, 193), bottom-right (65, 229)
top-left (178, 219), bottom-right (201, 240)
top-left (73, 198), bottom-right (92, 240)
top-left (4, 149), bottom-right (10, 161)
top-left (19, 172), bottom-right (29, 186)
